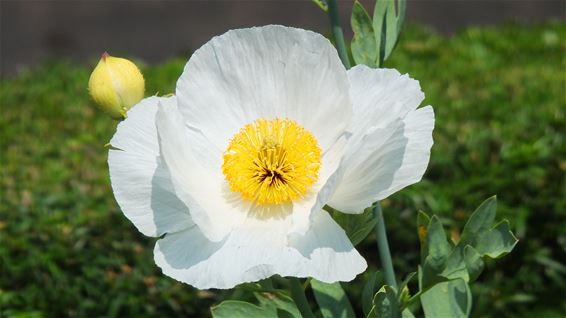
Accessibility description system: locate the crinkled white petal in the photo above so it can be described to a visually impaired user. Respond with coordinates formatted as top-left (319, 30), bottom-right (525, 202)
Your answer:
top-left (108, 96), bottom-right (193, 237)
top-left (154, 210), bottom-right (366, 289)
top-left (346, 65), bottom-right (425, 142)
top-left (289, 133), bottom-right (349, 235)
top-left (155, 102), bottom-right (249, 242)
top-left (176, 25), bottom-right (352, 171)
top-left (329, 106), bottom-right (435, 213)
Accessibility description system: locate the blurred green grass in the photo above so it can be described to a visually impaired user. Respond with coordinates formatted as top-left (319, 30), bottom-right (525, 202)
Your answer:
top-left (1, 22), bottom-right (564, 317)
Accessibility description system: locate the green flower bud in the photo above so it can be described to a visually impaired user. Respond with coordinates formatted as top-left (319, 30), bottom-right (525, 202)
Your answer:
top-left (88, 52), bottom-right (145, 120)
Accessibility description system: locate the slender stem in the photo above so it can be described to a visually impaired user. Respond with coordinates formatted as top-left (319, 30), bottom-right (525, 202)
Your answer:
top-left (327, 0), bottom-right (351, 69)
top-left (289, 278), bottom-right (315, 318)
top-left (373, 202), bottom-right (397, 289)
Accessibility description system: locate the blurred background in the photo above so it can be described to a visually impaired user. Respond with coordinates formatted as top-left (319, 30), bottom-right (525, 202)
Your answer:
top-left (1, 0), bottom-right (565, 76)
top-left (1, 0), bottom-right (565, 317)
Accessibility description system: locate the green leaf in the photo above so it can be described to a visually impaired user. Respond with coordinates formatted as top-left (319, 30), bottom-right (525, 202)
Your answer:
top-left (351, 1), bottom-right (377, 67)
top-left (417, 196), bottom-right (517, 299)
top-left (311, 0), bottom-right (328, 11)
top-left (440, 244), bottom-right (485, 283)
top-left (327, 205), bottom-right (377, 246)
top-left (396, 0), bottom-right (407, 32)
top-left (460, 196), bottom-right (497, 246)
top-left (311, 279), bottom-right (355, 318)
top-left (420, 216), bottom-right (452, 289)
top-left (211, 300), bottom-right (276, 318)
top-left (402, 309), bottom-right (415, 318)
top-left (372, 0), bottom-right (389, 65)
top-left (362, 271), bottom-right (384, 317)
top-left (421, 279), bottom-right (472, 318)
top-left (426, 216), bottom-right (452, 268)
top-left (463, 245), bottom-right (485, 282)
top-left (255, 292), bottom-right (301, 318)
top-left (369, 285), bottom-right (401, 318)
top-left (441, 247), bottom-right (468, 282)
top-left (475, 220), bottom-right (519, 258)
top-left (372, 0), bottom-right (405, 64)
top-left (383, 0), bottom-right (398, 59)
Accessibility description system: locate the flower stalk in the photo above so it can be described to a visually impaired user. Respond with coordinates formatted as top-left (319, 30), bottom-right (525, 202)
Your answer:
top-left (327, 0), bottom-right (351, 69)
top-left (374, 202), bottom-right (397, 289)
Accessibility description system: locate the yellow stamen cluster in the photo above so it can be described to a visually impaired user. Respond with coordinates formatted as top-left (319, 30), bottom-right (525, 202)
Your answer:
top-left (222, 118), bottom-right (321, 205)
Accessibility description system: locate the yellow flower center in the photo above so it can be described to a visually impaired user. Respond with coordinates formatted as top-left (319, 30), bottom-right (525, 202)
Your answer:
top-left (222, 118), bottom-right (321, 205)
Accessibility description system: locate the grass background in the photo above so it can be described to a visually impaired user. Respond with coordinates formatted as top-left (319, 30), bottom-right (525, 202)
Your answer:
top-left (1, 22), bottom-right (565, 317)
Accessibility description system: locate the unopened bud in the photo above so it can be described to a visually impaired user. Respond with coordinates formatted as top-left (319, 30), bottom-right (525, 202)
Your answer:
top-left (88, 52), bottom-right (145, 119)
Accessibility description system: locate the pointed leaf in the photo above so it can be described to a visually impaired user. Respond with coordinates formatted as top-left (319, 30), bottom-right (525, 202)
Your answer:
top-left (311, 279), bottom-right (355, 318)
top-left (351, 1), bottom-right (377, 67)
top-left (460, 196), bottom-right (497, 246)
top-left (383, 0), bottom-right (398, 59)
top-left (255, 292), bottom-right (301, 318)
top-left (463, 245), bottom-right (485, 282)
top-left (475, 220), bottom-right (519, 258)
top-left (328, 206), bottom-right (377, 246)
top-left (420, 216), bottom-right (453, 289)
top-left (369, 285), bottom-right (401, 318)
top-left (211, 300), bottom-right (276, 318)
top-left (421, 279), bottom-right (472, 318)
top-left (396, 0), bottom-right (407, 32)
top-left (441, 247), bottom-right (469, 282)
top-left (426, 216), bottom-right (452, 265)
top-left (372, 0), bottom-right (389, 65)
top-left (312, 0), bottom-right (328, 11)
top-left (363, 271), bottom-right (384, 317)
top-left (402, 309), bottom-right (415, 318)
top-left (372, 0), bottom-right (403, 64)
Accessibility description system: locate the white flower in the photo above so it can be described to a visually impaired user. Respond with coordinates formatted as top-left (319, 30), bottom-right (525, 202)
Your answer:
top-left (108, 25), bottom-right (434, 289)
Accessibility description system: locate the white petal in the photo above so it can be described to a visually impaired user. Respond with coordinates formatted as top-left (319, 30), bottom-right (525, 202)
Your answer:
top-left (108, 96), bottom-right (193, 237)
top-left (155, 102), bottom-right (249, 242)
top-left (347, 65), bottom-right (424, 140)
top-left (176, 25), bottom-right (352, 168)
top-left (329, 106), bottom-right (435, 213)
top-left (154, 210), bottom-right (366, 289)
top-left (290, 133), bottom-right (349, 235)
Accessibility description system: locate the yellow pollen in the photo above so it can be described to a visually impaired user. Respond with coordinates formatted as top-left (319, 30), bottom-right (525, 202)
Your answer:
top-left (222, 118), bottom-right (321, 205)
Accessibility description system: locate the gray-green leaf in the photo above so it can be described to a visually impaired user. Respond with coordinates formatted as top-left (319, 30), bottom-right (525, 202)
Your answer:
top-left (372, 0), bottom-right (405, 64)
top-left (255, 292), bottom-right (301, 318)
top-left (372, 0), bottom-right (389, 65)
top-left (311, 279), bottom-right (355, 318)
top-left (475, 220), bottom-right (519, 258)
top-left (460, 196), bottom-right (497, 246)
top-left (362, 271), bottom-right (384, 317)
top-left (351, 1), bottom-right (377, 67)
top-left (211, 300), bottom-right (276, 318)
top-left (421, 279), bottom-right (472, 318)
top-left (464, 245), bottom-right (485, 282)
top-left (327, 205), bottom-right (377, 246)
top-left (369, 285), bottom-right (401, 318)
top-left (420, 216), bottom-right (453, 289)
top-left (427, 216), bottom-right (452, 261)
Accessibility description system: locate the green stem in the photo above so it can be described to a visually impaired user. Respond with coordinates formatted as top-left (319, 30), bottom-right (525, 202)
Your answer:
top-left (289, 278), bottom-right (315, 318)
top-left (373, 202), bottom-right (397, 289)
top-left (327, 0), bottom-right (351, 69)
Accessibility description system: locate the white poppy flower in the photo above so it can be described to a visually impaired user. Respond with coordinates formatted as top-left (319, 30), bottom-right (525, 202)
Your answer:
top-left (108, 25), bottom-right (434, 289)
